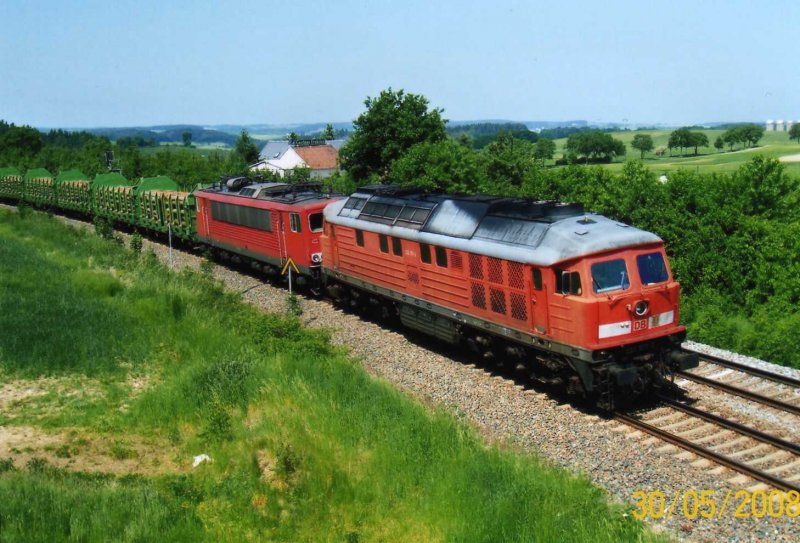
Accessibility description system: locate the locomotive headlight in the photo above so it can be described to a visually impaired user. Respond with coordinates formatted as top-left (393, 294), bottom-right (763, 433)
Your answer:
top-left (634, 300), bottom-right (649, 317)
top-left (311, 252), bottom-right (323, 264)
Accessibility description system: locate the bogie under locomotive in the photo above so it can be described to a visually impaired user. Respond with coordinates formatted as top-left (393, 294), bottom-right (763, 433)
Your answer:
top-left (322, 186), bottom-right (698, 410)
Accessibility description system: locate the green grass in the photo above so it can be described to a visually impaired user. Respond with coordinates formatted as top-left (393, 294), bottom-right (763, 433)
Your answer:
top-left (0, 209), bottom-right (663, 542)
top-left (550, 129), bottom-right (800, 176)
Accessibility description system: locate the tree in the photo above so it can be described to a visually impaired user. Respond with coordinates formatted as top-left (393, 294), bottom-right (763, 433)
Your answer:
top-left (0, 125), bottom-right (43, 158)
top-left (722, 128), bottom-right (740, 151)
top-left (631, 134), bottom-right (654, 159)
top-left (667, 128), bottom-right (692, 156)
top-left (533, 138), bottom-right (556, 164)
top-left (790, 123), bottom-right (800, 143)
top-left (689, 132), bottom-right (709, 155)
top-left (714, 136), bottom-right (724, 152)
top-left (482, 132), bottom-right (539, 188)
top-left (287, 132), bottom-right (299, 144)
top-left (389, 139), bottom-right (484, 193)
top-left (565, 131), bottom-right (625, 163)
top-left (338, 88), bottom-right (447, 182)
top-left (322, 124), bottom-right (335, 140)
top-left (741, 124), bottom-right (764, 147)
top-left (182, 131), bottom-right (192, 147)
top-left (234, 129), bottom-right (259, 164)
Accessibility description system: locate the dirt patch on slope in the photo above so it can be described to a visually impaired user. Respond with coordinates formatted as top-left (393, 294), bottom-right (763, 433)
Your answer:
top-left (0, 424), bottom-right (183, 475)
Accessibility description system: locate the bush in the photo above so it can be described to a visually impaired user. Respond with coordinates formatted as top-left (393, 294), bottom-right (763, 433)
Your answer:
top-left (93, 216), bottom-right (113, 239)
top-left (130, 232), bottom-right (143, 253)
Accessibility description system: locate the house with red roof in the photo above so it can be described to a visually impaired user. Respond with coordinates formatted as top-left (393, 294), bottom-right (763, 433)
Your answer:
top-left (251, 139), bottom-right (345, 178)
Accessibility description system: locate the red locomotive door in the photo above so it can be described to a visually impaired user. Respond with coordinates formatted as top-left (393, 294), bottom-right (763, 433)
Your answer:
top-left (283, 211), bottom-right (306, 266)
top-left (531, 268), bottom-right (548, 335)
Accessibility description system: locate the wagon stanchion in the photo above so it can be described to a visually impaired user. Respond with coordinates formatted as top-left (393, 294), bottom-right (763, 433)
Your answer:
top-left (168, 223), bottom-right (173, 268)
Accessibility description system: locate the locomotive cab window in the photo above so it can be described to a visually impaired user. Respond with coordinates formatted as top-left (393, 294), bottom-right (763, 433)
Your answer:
top-left (355, 230), bottom-right (364, 247)
top-left (392, 237), bottom-right (402, 256)
top-left (309, 212), bottom-right (323, 233)
top-left (556, 269), bottom-right (582, 295)
top-left (637, 252), bottom-right (669, 285)
top-left (420, 243), bottom-right (431, 264)
top-left (591, 259), bottom-right (630, 293)
top-left (379, 234), bottom-right (389, 253)
top-left (290, 212), bottom-right (302, 233)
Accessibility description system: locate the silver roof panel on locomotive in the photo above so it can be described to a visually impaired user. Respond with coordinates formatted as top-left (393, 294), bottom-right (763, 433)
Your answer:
top-left (324, 187), bottom-right (662, 267)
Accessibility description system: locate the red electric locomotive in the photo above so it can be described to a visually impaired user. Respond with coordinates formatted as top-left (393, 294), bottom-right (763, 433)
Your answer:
top-left (321, 186), bottom-right (697, 409)
top-left (194, 179), bottom-right (338, 284)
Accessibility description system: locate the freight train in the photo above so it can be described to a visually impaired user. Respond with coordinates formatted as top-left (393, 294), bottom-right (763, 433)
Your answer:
top-left (0, 167), bottom-right (697, 409)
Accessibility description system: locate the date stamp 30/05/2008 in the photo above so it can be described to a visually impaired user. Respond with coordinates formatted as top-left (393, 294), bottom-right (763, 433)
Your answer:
top-left (631, 489), bottom-right (799, 520)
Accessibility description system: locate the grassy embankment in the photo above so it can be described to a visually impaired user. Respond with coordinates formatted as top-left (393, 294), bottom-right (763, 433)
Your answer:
top-left (0, 209), bottom-right (662, 542)
top-left (551, 129), bottom-right (800, 176)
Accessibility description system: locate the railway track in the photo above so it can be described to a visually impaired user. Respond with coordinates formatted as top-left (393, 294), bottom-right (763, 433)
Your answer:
top-left (616, 398), bottom-right (800, 493)
top-left (677, 350), bottom-right (800, 416)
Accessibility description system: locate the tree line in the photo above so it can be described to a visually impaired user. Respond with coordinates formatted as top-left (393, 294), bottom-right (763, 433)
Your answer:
top-left (0, 120), bottom-right (259, 189)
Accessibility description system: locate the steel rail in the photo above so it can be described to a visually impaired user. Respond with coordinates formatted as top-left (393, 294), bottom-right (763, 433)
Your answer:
top-left (677, 370), bottom-right (800, 417)
top-left (615, 412), bottom-right (800, 494)
top-left (686, 350), bottom-right (800, 389)
top-left (658, 397), bottom-right (800, 456)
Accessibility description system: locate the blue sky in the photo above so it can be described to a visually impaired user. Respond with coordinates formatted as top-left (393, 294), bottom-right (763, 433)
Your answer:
top-left (1, 0), bottom-right (798, 127)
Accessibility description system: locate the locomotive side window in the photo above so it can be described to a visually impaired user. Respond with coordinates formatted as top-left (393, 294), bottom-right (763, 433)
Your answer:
top-left (420, 243), bottom-right (431, 264)
top-left (379, 234), bottom-right (389, 253)
top-left (435, 246), bottom-right (448, 268)
top-left (290, 212), bottom-right (302, 233)
top-left (309, 212), bottom-right (323, 233)
top-left (392, 237), bottom-right (402, 256)
top-left (210, 201), bottom-right (271, 232)
top-left (356, 230), bottom-right (364, 247)
top-left (637, 252), bottom-right (669, 285)
top-left (556, 269), bottom-right (582, 295)
top-left (532, 268), bottom-right (543, 291)
top-left (591, 259), bottom-right (630, 293)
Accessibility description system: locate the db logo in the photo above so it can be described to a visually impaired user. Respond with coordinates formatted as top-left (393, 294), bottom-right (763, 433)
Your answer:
top-left (633, 319), bottom-right (649, 331)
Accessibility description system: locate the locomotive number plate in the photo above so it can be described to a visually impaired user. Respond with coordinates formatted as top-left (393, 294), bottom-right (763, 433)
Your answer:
top-left (633, 319), bottom-right (649, 331)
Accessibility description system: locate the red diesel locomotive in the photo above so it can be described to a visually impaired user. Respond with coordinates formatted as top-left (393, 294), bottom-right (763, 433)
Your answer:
top-left (321, 186), bottom-right (697, 409)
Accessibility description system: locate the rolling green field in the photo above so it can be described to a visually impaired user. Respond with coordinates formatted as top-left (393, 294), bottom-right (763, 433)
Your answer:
top-left (0, 209), bottom-right (663, 542)
top-left (551, 129), bottom-right (800, 176)
top-left (140, 144), bottom-right (232, 155)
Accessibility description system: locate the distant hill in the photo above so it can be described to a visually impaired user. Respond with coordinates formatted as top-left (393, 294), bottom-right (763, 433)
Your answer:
top-left (83, 125), bottom-right (237, 146)
top-left (209, 122), bottom-right (354, 137)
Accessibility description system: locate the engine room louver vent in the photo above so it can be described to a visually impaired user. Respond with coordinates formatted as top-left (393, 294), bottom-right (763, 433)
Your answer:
top-left (471, 283), bottom-right (486, 309)
top-left (490, 288), bottom-right (506, 315)
top-left (507, 261), bottom-right (524, 289)
top-left (488, 257), bottom-right (503, 284)
top-left (469, 254), bottom-right (483, 279)
top-left (510, 292), bottom-right (528, 321)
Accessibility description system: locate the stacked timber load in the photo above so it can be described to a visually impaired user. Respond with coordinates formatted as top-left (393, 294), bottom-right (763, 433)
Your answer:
top-left (92, 172), bottom-right (135, 222)
top-left (0, 167), bottom-right (24, 200)
top-left (134, 175), bottom-right (196, 238)
top-left (24, 168), bottom-right (55, 206)
top-left (55, 169), bottom-right (92, 212)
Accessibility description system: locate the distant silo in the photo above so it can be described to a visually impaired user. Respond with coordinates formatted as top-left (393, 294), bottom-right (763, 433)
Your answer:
top-left (766, 120), bottom-right (775, 131)
top-left (776, 119), bottom-right (785, 132)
